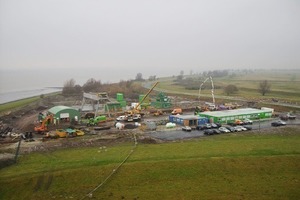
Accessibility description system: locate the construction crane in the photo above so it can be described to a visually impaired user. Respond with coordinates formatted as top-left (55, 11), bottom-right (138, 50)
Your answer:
top-left (126, 82), bottom-right (159, 116)
top-left (198, 76), bottom-right (215, 110)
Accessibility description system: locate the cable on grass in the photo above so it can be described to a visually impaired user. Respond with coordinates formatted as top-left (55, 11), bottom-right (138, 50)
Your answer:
top-left (81, 133), bottom-right (138, 200)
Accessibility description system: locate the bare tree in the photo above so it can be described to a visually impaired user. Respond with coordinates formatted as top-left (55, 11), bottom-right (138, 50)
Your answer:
top-left (62, 79), bottom-right (76, 96)
top-left (83, 78), bottom-right (102, 92)
top-left (224, 84), bottom-right (238, 95)
top-left (259, 80), bottom-right (271, 96)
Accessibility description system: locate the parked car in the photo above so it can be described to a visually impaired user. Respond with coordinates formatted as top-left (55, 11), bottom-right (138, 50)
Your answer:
top-left (182, 126), bottom-right (192, 132)
top-left (196, 125), bottom-right (204, 130)
top-left (205, 123), bottom-right (212, 129)
top-left (280, 115), bottom-right (289, 121)
top-left (227, 126), bottom-right (236, 132)
top-left (210, 123), bottom-right (218, 128)
top-left (243, 119), bottom-right (253, 125)
top-left (287, 113), bottom-right (296, 120)
top-left (236, 126), bottom-right (247, 131)
top-left (197, 123), bottom-right (212, 130)
top-left (212, 129), bottom-right (221, 134)
top-left (204, 129), bottom-right (214, 135)
top-left (234, 126), bottom-right (244, 132)
top-left (219, 127), bottom-right (230, 133)
top-left (116, 115), bottom-right (127, 121)
top-left (243, 126), bottom-right (253, 130)
top-left (133, 114), bottom-right (141, 122)
top-left (271, 120), bottom-right (287, 127)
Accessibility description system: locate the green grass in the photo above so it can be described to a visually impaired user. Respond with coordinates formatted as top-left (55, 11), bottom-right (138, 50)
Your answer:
top-left (156, 70), bottom-right (300, 103)
top-left (1, 129), bottom-right (300, 200)
top-left (0, 96), bottom-right (41, 113)
top-left (0, 92), bottom-right (60, 114)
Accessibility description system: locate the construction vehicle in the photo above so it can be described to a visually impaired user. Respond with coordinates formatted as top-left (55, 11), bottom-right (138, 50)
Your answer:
top-left (171, 108), bottom-right (182, 115)
top-left (196, 76), bottom-right (216, 112)
top-left (227, 119), bottom-right (244, 126)
top-left (55, 129), bottom-right (67, 138)
top-left (194, 106), bottom-right (209, 114)
top-left (125, 82), bottom-right (159, 117)
top-left (86, 115), bottom-right (107, 126)
top-left (34, 115), bottom-right (53, 133)
top-left (153, 109), bottom-right (163, 116)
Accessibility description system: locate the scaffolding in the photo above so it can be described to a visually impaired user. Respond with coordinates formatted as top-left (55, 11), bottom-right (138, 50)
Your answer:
top-left (80, 92), bottom-right (120, 117)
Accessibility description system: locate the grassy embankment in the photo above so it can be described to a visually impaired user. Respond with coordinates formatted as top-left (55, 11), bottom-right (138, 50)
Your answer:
top-left (0, 92), bottom-right (60, 114)
top-left (1, 128), bottom-right (299, 200)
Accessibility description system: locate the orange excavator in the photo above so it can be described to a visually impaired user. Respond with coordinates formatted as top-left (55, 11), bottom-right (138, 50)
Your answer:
top-left (34, 114), bottom-right (53, 133)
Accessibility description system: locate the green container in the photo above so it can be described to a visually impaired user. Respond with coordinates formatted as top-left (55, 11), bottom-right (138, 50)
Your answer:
top-left (120, 100), bottom-right (127, 107)
top-left (117, 93), bottom-right (124, 101)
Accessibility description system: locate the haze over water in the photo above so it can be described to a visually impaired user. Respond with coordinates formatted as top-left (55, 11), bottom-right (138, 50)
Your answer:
top-left (0, 68), bottom-right (166, 104)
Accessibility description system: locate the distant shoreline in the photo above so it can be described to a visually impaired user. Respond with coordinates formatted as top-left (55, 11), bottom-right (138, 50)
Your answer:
top-left (0, 87), bottom-right (62, 104)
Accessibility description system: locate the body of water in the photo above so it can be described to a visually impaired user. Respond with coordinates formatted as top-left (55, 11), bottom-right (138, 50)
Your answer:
top-left (0, 68), bottom-right (119, 104)
top-left (0, 67), bottom-right (174, 104)
top-left (0, 88), bottom-right (62, 104)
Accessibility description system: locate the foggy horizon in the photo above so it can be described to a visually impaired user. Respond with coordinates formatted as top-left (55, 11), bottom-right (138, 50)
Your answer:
top-left (1, 0), bottom-right (300, 92)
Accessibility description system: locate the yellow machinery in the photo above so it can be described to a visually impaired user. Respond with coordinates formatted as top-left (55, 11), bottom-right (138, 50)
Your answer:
top-left (126, 82), bottom-right (159, 116)
top-left (55, 129), bottom-right (67, 138)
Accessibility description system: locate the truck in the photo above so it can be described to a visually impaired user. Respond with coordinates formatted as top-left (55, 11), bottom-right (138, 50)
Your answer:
top-left (171, 108), bottom-right (182, 115)
top-left (227, 119), bottom-right (244, 126)
top-left (86, 115), bottom-right (107, 126)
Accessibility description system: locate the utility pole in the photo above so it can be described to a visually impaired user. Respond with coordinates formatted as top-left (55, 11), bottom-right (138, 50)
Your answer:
top-left (14, 138), bottom-right (22, 163)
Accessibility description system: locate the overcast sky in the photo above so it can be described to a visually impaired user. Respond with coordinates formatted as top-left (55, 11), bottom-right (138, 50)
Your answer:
top-left (0, 0), bottom-right (299, 81)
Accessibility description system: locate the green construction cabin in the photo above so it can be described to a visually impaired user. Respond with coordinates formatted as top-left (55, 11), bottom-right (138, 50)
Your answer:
top-left (197, 108), bottom-right (274, 124)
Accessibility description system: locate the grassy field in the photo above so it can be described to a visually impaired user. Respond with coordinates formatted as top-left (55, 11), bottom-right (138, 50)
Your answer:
top-left (0, 96), bottom-right (41, 113)
top-left (156, 70), bottom-right (300, 103)
top-left (0, 92), bottom-right (62, 114)
top-left (1, 128), bottom-right (300, 200)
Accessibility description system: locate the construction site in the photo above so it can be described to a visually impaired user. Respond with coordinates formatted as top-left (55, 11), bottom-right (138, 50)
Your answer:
top-left (0, 78), bottom-right (299, 167)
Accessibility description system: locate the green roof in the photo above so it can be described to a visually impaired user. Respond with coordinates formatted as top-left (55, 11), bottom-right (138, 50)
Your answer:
top-left (48, 106), bottom-right (76, 114)
top-left (199, 108), bottom-right (273, 118)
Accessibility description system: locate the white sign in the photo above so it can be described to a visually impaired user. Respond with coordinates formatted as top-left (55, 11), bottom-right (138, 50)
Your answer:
top-left (60, 113), bottom-right (70, 118)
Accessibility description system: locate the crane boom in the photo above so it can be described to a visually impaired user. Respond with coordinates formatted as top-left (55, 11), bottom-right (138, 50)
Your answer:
top-left (133, 82), bottom-right (159, 112)
top-left (198, 76), bottom-right (215, 105)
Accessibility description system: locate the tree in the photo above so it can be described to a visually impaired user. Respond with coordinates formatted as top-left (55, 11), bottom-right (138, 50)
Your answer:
top-left (82, 78), bottom-right (102, 92)
top-left (135, 73), bottom-right (144, 81)
top-left (259, 80), bottom-right (271, 96)
top-left (148, 75), bottom-right (156, 81)
top-left (62, 79), bottom-right (76, 96)
top-left (224, 84), bottom-right (238, 95)
top-left (176, 70), bottom-right (184, 81)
